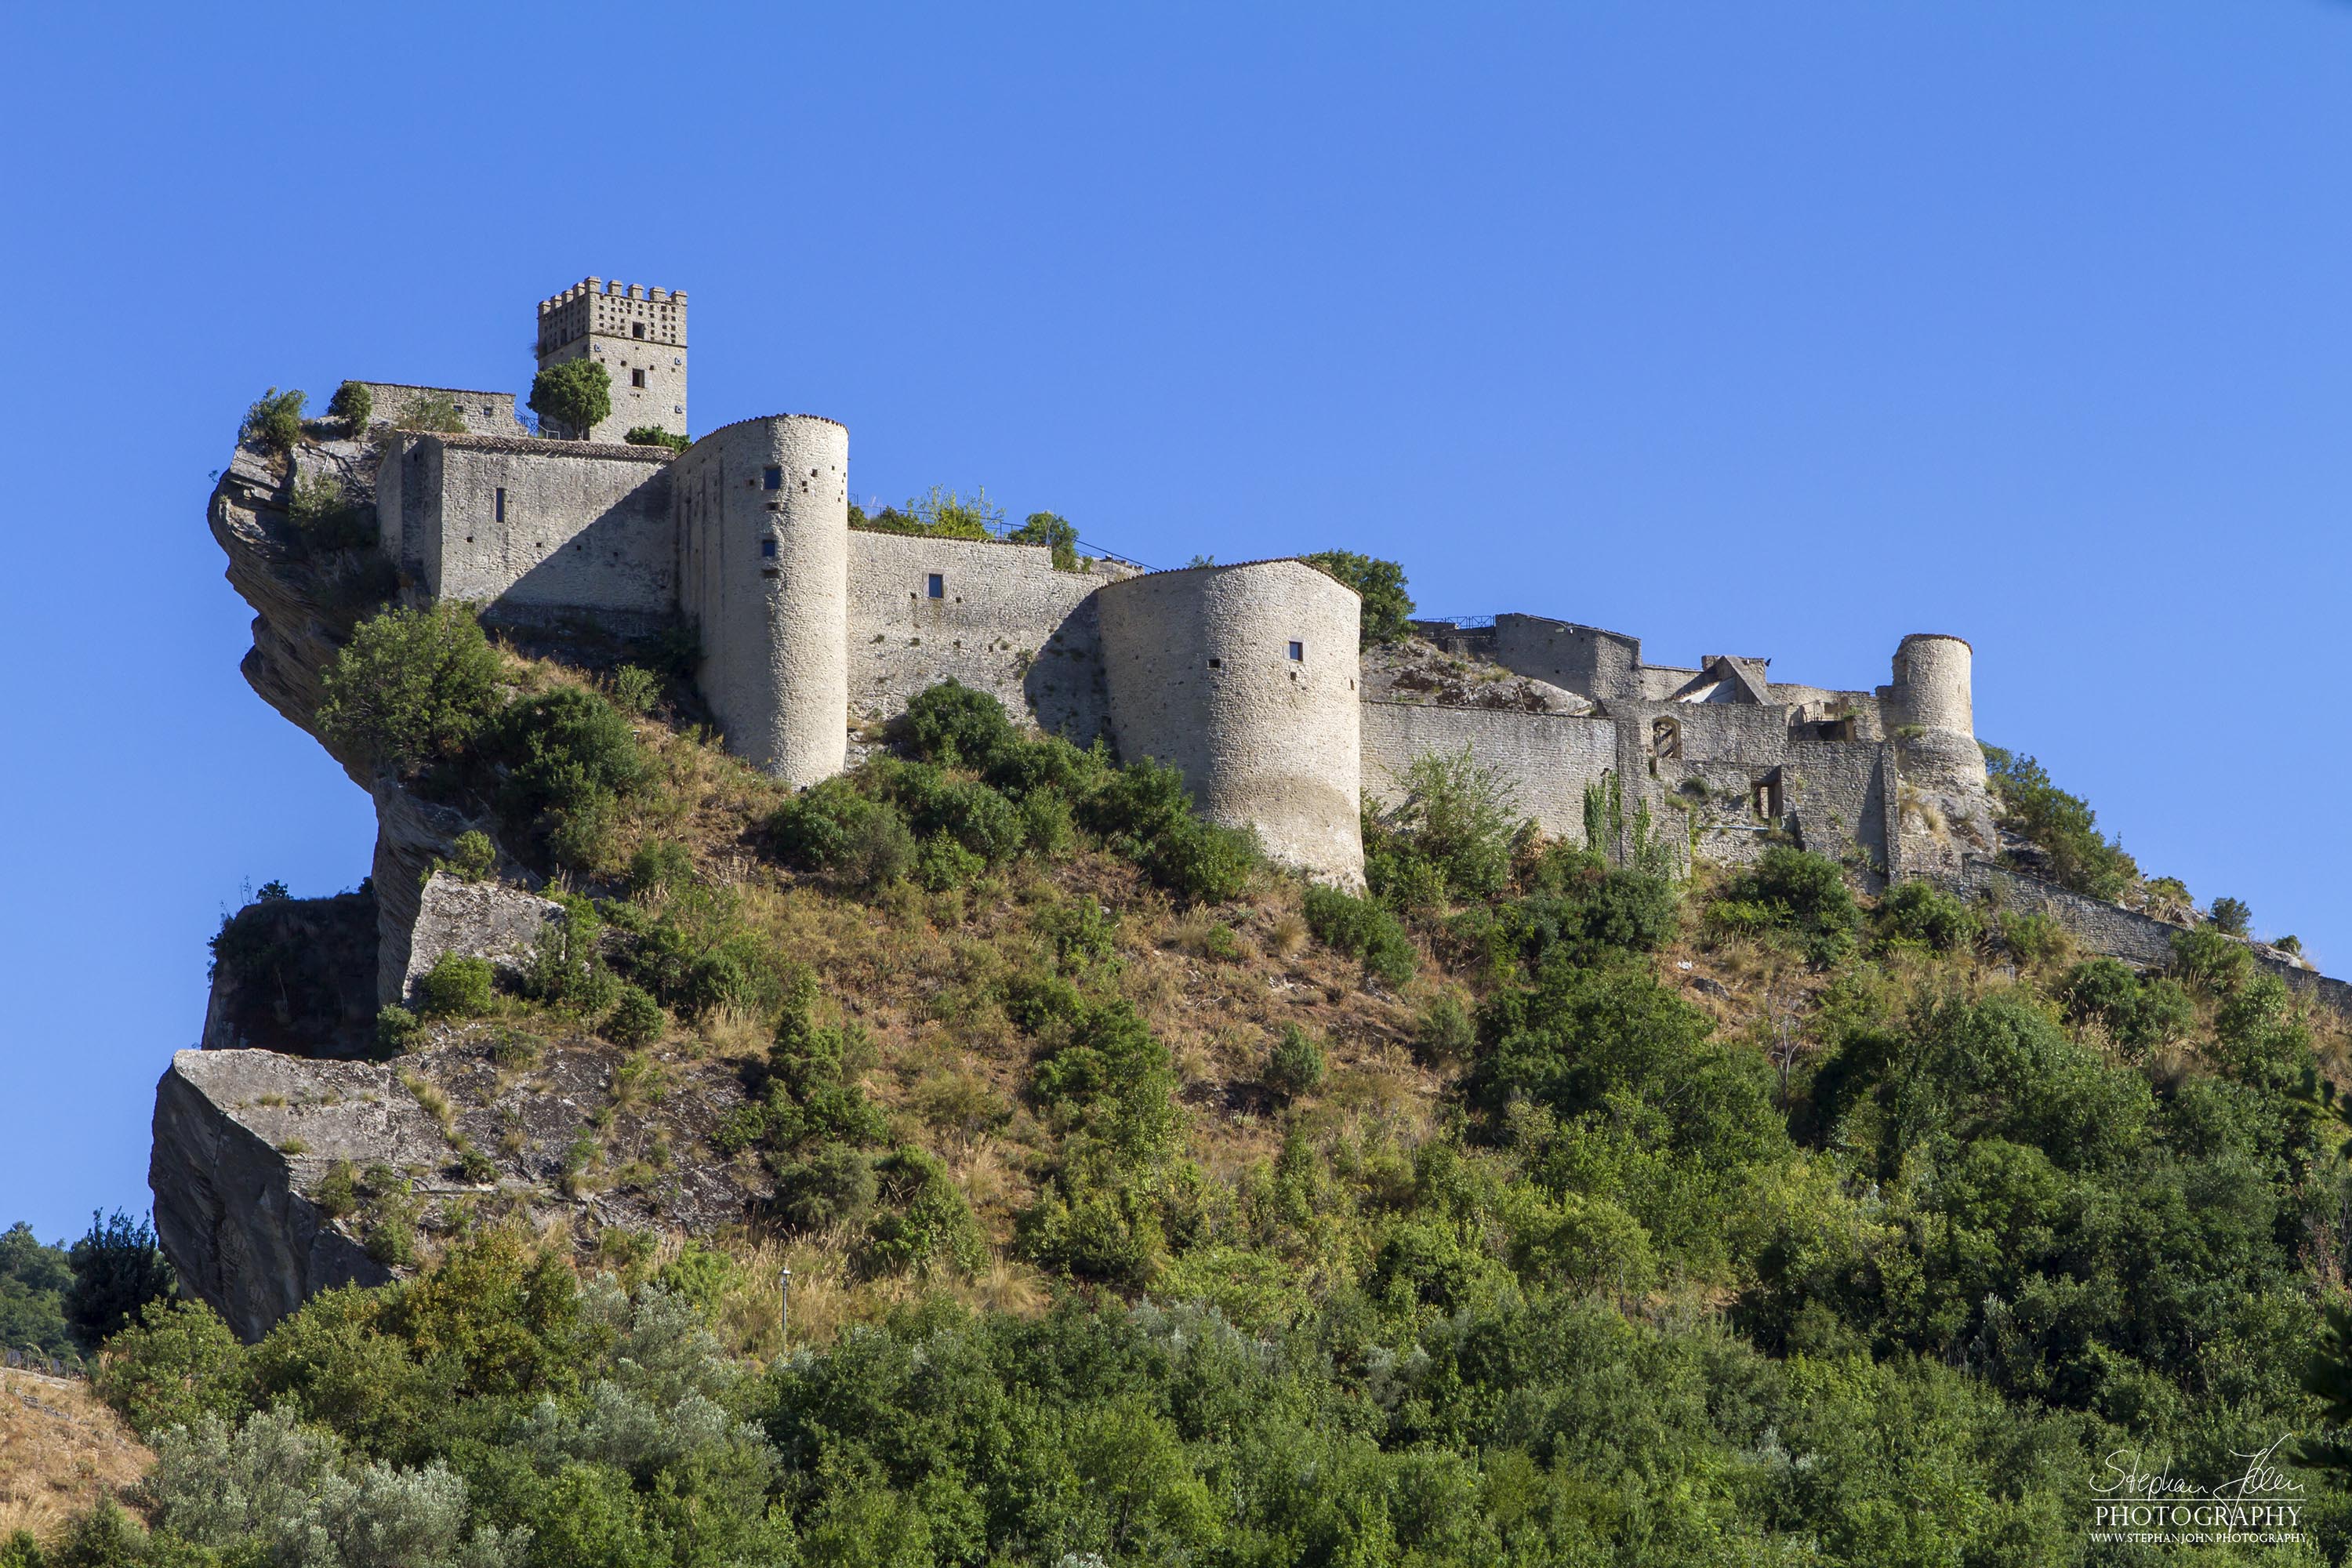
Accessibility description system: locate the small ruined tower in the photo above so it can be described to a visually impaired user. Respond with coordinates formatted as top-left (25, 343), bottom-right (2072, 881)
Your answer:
top-left (534, 278), bottom-right (688, 442)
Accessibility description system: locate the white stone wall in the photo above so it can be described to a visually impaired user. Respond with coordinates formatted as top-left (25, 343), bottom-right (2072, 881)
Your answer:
top-left (1490, 614), bottom-right (1645, 700)
top-left (358, 383), bottom-right (519, 437)
top-left (1889, 633), bottom-right (1974, 736)
top-left (846, 531), bottom-right (1132, 742)
top-left (1361, 701), bottom-right (1616, 842)
top-left (677, 416), bottom-right (849, 786)
top-left (405, 436), bottom-right (674, 625)
top-left (1098, 561), bottom-right (1364, 884)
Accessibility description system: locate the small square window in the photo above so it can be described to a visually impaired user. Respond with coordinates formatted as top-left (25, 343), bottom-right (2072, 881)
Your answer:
top-left (760, 539), bottom-right (778, 559)
top-left (1287, 641), bottom-right (1304, 661)
top-left (632, 321), bottom-right (645, 339)
top-left (926, 573), bottom-right (945, 599)
top-left (762, 466), bottom-right (782, 491)
top-left (494, 487), bottom-right (506, 523)
top-left (631, 368), bottom-right (647, 388)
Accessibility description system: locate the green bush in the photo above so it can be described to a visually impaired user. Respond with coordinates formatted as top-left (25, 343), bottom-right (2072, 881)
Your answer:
top-left (283, 470), bottom-right (374, 551)
top-left (1874, 880), bottom-right (1980, 952)
top-left (604, 984), bottom-right (666, 1047)
top-left (770, 779), bottom-right (917, 890)
top-left (240, 387), bottom-right (306, 456)
top-left (1264, 1025), bottom-right (1327, 1101)
top-left (1373, 746), bottom-right (1525, 901)
top-left (1300, 550), bottom-right (1415, 646)
top-left (325, 379), bottom-right (373, 432)
top-left (626, 838), bottom-right (695, 896)
top-left (1502, 847), bottom-right (1679, 970)
top-left (862, 1147), bottom-right (988, 1276)
top-left (1304, 884), bottom-right (1417, 987)
top-left (608, 664), bottom-right (661, 715)
top-left (1415, 993), bottom-right (1477, 1066)
top-left (398, 391), bottom-right (466, 433)
top-left (1980, 745), bottom-right (2140, 900)
top-left (63, 1210), bottom-right (173, 1352)
top-left (1708, 847), bottom-right (1859, 964)
top-left (773, 1142), bottom-right (877, 1231)
top-left (2171, 924), bottom-right (2252, 995)
top-left (1141, 816), bottom-right (1258, 904)
top-left (901, 679), bottom-right (1018, 769)
top-left (2208, 895), bottom-right (2252, 937)
top-left (90, 1298), bottom-right (249, 1439)
top-left (416, 954), bottom-right (495, 1018)
top-left (439, 830), bottom-right (496, 881)
top-left (1007, 509), bottom-right (1081, 570)
top-left (376, 1005), bottom-right (424, 1054)
top-left (528, 357), bottom-right (612, 438)
top-left (623, 425), bottom-right (690, 452)
top-left (316, 605), bottom-right (504, 775)
top-left (489, 687), bottom-right (649, 869)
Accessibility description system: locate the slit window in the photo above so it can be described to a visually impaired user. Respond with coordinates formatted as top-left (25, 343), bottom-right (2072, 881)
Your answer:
top-left (493, 487), bottom-right (506, 523)
top-left (762, 466), bottom-right (782, 491)
top-left (1287, 641), bottom-right (1304, 661)
top-left (760, 539), bottom-right (778, 559)
top-left (926, 573), bottom-right (945, 599)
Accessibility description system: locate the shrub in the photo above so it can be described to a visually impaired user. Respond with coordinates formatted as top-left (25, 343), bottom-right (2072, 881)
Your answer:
top-left (769, 779), bottom-right (917, 890)
top-left (92, 1298), bottom-right (251, 1438)
top-left (608, 664), bottom-right (661, 715)
top-left (397, 391), bottom-right (466, 434)
top-left (2171, 925), bottom-right (2252, 995)
top-left (862, 1147), bottom-right (988, 1276)
top-left (416, 954), bottom-right (495, 1018)
top-left (316, 605), bottom-right (504, 775)
top-left (315, 1160), bottom-right (361, 1218)
top-left (1300, 550), bottom-right (1414, 646)
top-left (2209, 896), bottom-right (2252, 937)
top-left (627, 838), bottom-right (695, 896)
top-left (241, 387), bottom-right (307, 456)
top-left (902, 680), bottom-right (1018, 769)
top-left (1875, 880), bottom-right (1980, 953)
top-left (376, 1005), bottom-right (424, 1054)
top-left (1980, 745), bottom-right (2139, 900)
top-left (285, 470), bottom-right (372, 551)
top-left (1037, 898), bottom-right (1119, 971)
top-left (916, 832), bottom-right (988, 891)
top-left (440, 830), bottom-right (496, 881)
top-left (1304, 884), bottom-right (1417, 987)
top-left (1264, 1025), bottom-right (1327, 1101)
top-left (1709, 848), bottom-right (1858, 965)
top-left (326, 379), bottom-right (373, 432)
top-left (529, 357), bottom-right (612, 438)
top-left (65, 1210), bottom-right (174, 1350)
top-left (487, 1027), bottom-right (545, 1070)
top-left (1142, 816), bottom-right (1258, 903)
top-left (624, 426), bottom-right (690, 452)
top-left (606, 985), bottom-right (666, 1047)
top-left (1508, 1191), bottom-right (1657, 1295)
top-left (1007, 509), bottom-right (1081, 570)
top-left (774, 1142), bottom-right (878, 1231)
top-left (1377, 746), bottom-right (1525, 901)
top-left (1505, 848), bottom-right (1679, 969)
top-left (1416, 993), bottom-right (1477, 1066)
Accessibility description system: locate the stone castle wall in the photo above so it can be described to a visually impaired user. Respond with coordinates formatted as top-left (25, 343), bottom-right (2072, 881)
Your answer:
top-left (845, 531), bottom-right (1131, 746)
top-left (1361, 701), bottom-right (1614, 840)
top-left (1097, 561), bottom-right (1364, 884)
top-left (356, 383), bottom-right (519, 437)
top-left (535, 279), bottom-right (688, 442)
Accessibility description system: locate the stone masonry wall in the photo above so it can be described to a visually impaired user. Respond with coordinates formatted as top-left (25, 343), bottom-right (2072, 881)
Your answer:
top-left (358, 383), bottom-right (519, 437)
top-left (1360, 701), bottom-right (1616, 842)
top-left (415, 437), bottom-right (675, 629)
top-left (845, 531), bottom-right (1132, 745)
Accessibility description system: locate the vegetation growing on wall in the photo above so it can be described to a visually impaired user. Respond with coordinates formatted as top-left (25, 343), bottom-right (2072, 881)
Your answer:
top-left (527, 358), bottom-right (611, 440)
top-left (624, 426), bottom-right (690, 452)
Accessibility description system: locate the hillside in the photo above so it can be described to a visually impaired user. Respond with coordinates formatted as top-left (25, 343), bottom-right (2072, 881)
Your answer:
top-left (45, 414), bottom-right (2352, 1564)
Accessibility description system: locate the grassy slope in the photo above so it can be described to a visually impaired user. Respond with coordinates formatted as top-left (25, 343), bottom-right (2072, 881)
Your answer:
top-left (0, 1370), bottom-right (150, 1544)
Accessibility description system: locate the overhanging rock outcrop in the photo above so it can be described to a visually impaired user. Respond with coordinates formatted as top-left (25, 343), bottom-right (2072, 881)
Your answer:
top-left (151, 1050), bottom-right (407, 1341)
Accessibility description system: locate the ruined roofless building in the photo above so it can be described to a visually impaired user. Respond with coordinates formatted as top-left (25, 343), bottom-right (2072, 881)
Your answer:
top-left (368, 277), bottom-right (1996, 898)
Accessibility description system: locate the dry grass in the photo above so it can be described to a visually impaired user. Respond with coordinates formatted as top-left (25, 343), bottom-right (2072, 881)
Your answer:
top-left (0, 1370), bottom-right (151, 1545)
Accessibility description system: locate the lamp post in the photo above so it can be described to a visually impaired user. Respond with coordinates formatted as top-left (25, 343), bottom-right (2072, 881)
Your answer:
top-left (778, 1266), bottom-right (792, 1345)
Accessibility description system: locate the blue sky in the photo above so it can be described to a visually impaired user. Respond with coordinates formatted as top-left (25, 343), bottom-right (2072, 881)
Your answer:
top-left (3, 0), bottom-right (2347, 1241)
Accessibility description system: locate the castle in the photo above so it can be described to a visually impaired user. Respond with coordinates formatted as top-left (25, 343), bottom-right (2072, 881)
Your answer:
top-left (362, 277), bottom-right (1998, 891)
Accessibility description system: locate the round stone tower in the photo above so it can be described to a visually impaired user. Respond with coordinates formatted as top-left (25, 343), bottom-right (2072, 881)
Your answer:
top-left (673, 415), bottom-right (849, 786)
top-left (1891, 633), bottom-right (1974, 738)
top-left (1096, 559), bottom-right (1364, 885)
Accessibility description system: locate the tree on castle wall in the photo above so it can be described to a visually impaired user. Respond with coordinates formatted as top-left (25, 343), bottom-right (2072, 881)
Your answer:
top-left (530, 358), bottom-right (612, 439)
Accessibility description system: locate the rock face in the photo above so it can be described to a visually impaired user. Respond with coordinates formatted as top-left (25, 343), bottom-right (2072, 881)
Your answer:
top-left (202, 891), bottom-right (381, 1057)
top-left (151, 1050), bottom-right (400, 1341)
top-left (393, 873), bottom-right (565, 1007)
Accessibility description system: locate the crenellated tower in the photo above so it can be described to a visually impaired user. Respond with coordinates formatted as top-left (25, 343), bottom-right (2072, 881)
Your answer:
top-left (534, 278), bottom-right (688, 443)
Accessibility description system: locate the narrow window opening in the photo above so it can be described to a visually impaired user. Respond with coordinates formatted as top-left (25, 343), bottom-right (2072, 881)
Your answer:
top-left (1287, 641), bottom-right (1303, 661)
top-left (493, 487), bottom-right (506, 523)
top-left (630, 368), bottom-right (647, 388)
top-left (926, 573), bottom-right (945, 600)
top-left (631, 321), bottom-right (645, 339)
top-left (760, 539), bottom-right (778, 559)
top-left (1207, 657), bottom-right (1222, 669)
top-left (762, 466), bottom-right (782, 491)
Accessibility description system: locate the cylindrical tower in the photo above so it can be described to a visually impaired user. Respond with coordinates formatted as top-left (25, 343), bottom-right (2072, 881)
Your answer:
top-left (1096, 559), bottom-right (1363, 885)
top-left (1892, 633), bottom-right (1973, 737)
top-left (673, 415), bottom-right (848, 786)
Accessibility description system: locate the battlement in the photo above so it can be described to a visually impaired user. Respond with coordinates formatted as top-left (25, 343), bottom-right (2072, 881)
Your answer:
top-left (535, 277), bottom-right (688, 358)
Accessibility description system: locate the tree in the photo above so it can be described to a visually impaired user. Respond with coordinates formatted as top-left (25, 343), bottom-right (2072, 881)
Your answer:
top-left (1301, 551), bottom-right (1414, 646)
top-left (1009, 510), bottom-right (1080, 570)
top-left (2209, 896), bottom-right (2252, 937)
top-left (240, 387), bottom-right (307, 456)
top-left (325, 380), bottom-right (373, 433)
top-left (528, 358), bottom-right (612, 439)
top-left (64, 1210), bottom-right (173, 1349)
top-left (316, 605), bottom-right (505, 775)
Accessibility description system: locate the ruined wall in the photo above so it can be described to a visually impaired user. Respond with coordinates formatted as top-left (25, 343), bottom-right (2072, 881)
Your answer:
top-left (845, 531), bottom-right (1131, 745)
top-left (1784, 739), bottom-right (1895, 880)
top-left (1490, 614), bottom-right (1645, 701)
top-left (400, 436), bottom-right (675, 630)
top-left (1361, 701), bottom-right (1615, 842)
top-left (1098, 561), bottom-right (1364, 884)
top-left (677, 415), bottom-right (849, 786)
top-left (357, 383), bottom-right (519, 437)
